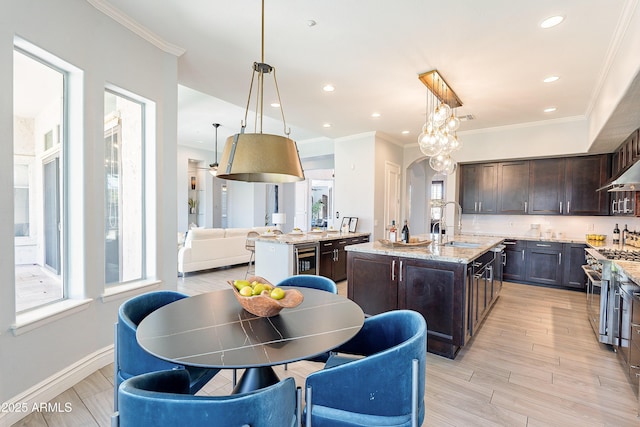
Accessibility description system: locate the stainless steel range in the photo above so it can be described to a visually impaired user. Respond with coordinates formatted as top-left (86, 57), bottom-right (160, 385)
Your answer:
top-left (584, 247), bottom-right (640, 345)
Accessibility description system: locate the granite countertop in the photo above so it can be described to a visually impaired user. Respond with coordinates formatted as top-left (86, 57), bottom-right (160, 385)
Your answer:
top-left (459, 232), bottom-right (587, 245)
top-left (254, 231), bottom-right (370, 245)
top-left (346, 234), bottom-right (505, 264)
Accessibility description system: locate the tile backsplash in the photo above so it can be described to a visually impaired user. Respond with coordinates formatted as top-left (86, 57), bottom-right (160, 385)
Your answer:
top-left (459, 214), bottom-right (640, 241)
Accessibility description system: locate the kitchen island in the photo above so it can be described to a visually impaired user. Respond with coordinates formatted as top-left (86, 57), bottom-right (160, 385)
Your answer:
top-left (254, 231), bottom-right (370, 284)
top-left (346, 235), bottom-right (504, 359)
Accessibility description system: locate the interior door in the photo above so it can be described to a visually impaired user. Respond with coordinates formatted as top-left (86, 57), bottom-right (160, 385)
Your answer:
top-left (43, 157), bottom-right (61, 274)
top-left (384, 161), bottom-right (401, 231)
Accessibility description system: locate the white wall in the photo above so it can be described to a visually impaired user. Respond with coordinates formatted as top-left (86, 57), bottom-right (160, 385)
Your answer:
top-left (1, 0), bottom-right (179, 414)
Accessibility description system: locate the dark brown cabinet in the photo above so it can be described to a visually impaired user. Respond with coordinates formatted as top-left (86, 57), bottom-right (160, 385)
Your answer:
top-left (460, 163), bottom-right (498, 214)
top-left (528, 158), bottom-right (566, 215)
top-left (564, 156), bottom-right (609, 215)
top-left (319, 235), bottom-right (368, 282)
top-left (502, 239), bottom-right (526, 282)
top-left (524, 241), bottom-right (563, 286)
top-left (461, 155), bottom-right (609, 217)
top-left (562, 243), bottom-right (587, 289)
top-left (347, 250), bottom-right (498, 359)
top-left (497, 161), bottom-right (529, 214)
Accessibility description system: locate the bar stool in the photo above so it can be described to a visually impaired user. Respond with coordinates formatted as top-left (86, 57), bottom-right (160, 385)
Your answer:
top-left (245, 231), bottom-right (259, 278)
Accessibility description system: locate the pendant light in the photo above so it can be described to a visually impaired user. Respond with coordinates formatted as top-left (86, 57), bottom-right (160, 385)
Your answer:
top-left (209, 123), bottom-right (220, 176)
top-left (217, 0), bottom-right (305, 183)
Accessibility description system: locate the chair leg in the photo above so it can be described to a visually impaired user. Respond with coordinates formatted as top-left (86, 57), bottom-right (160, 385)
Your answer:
top-left (306, 385), bottom-right (312, 427)
top-left (113, 322), bottom-right (118, 412)
top-left (411, 358), bottom-right (419, 427)
top-left (232, 369), bottom-right (237, 387)
top-left (245, 251), bottom-right (255, 279)
top-left (296, 386), bottom-right (302, 427)
top-left (111, 412), bottom-right (119, 427)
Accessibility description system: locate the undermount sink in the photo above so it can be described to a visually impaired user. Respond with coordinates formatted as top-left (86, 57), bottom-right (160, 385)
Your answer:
top-left (442, 241), bottom-right (481, 248)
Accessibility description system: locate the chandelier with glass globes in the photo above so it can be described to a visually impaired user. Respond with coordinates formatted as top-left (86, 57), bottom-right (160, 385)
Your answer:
top-left (417, 70), bottom-right (462, 175)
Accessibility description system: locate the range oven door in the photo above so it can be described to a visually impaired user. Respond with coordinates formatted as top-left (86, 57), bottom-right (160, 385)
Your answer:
top-left (584, 264), bottom-right (610, 344)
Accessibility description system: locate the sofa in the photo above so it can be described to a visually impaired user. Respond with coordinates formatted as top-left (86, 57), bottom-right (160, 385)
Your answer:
top-left (178, 227), bottom-right (270, 275)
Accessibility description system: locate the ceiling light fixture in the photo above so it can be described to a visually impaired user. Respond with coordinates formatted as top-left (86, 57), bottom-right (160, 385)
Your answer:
top-left (543, 76), bottom-right (559, 83)
top-left (371, 112), bottom-right (381, 118)
top-left (209, 123), bottom-right (220, 176)
top-left (417, 70), bottom-right (462, 175)
top-left (322, 84), bottom-right (335, 92)
top-left (540, 15), bottom-right (564, 29)
top-left (544, 107), bottom-right (557, 113)
top-left (217, 0), bottom-right (304, 183)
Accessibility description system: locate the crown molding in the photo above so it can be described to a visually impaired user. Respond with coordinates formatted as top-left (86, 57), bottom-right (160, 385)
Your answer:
top-left (87, 0), bottom-right (186, 57)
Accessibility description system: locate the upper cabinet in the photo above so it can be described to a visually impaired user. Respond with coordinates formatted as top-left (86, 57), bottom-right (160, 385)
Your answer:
top-left (497, 161), bottom-right (529, 214)
top-left (459, 154), bottom-right (609, 217)
top-left (460, 163), bottom-right (498, 214)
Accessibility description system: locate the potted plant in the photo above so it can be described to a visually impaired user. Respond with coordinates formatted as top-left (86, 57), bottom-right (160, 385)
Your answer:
top-left (188, 198), bottom-right (198, 214)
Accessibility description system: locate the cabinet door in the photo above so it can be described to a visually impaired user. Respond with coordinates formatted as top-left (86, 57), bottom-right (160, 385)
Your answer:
top-left (400, 258), bottom-right (467, 349)
top-left (562, 243), bottom-right (586, 289)
top-left (525, 242), bottom-right (563, 286)
top-left (460, 164), bottom-right (480, 213)
top-left (497, 161), bottom-right (529, 214)
top-left (318, 241), bottom-right (335, 279)
top-left (478, 163), bottom-right (498, 213)
top-left (528, 158), bottom-right (565, 215)
top-left (503, 240), bottom-right (526, 282)
top-left (333, 239), bottom-right (349, 282)
top-left (347, 252), bottom-right (397, 315)
top-left (565, 155), bottom-right (608, 215)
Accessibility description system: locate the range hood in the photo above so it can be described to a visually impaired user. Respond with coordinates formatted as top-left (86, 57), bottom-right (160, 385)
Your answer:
top-left (598, 160), bottom-right (640, 192)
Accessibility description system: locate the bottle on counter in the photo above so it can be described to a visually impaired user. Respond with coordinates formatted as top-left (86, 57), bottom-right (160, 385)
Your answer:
top-left (389, 220), bottom-right (397, 242)
top-left (401, 220), bottom-right (410, 243)
top-left (613, 223), bottom-right (620, 244)
top-left (623, 224), bottom-right (628, 245)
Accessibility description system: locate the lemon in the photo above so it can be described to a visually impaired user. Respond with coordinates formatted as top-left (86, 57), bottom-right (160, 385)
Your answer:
top-left (270, 287), bottom-right (285, 300)
top-left (239, 286), bottom-right (253, 297)
top-left (233, 279), bottom-right (251, 291)
top-left (252, 283), bottom-right (266, 295)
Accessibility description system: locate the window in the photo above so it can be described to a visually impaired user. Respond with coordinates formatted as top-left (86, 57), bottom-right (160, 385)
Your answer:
top-left (13, 48), bottom-right (65, 312)
top-left (104, 90), bottom-right (145, 286)
top-left (431, 180), bottom-right (444, 221)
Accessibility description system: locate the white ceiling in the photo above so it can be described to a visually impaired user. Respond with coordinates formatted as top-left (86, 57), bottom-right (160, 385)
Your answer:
top-left (94, 1), bottom-right (638, 152)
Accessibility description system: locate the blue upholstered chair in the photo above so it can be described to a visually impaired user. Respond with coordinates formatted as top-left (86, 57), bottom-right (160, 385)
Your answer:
top-left (277, 275), bottom-right (338, 294)
top-left (304, 310), bottom-right (427, 427)
top-left (115, 370), bottom-right (301, 427)
top-left (278, 275), bottom-right (338, 368)
top-left (113, 291), bottom-right (219, 411)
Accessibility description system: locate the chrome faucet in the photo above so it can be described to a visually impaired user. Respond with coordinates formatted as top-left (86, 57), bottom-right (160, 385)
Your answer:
top-left (430, 200), bottom-right (462, 244)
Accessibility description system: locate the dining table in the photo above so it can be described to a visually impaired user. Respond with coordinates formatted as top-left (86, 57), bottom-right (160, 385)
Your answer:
top-left (136, 286), bottom-right (365, 393)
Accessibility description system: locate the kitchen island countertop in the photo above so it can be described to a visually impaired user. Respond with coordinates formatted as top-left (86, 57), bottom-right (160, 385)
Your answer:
top-left (346, 234), bottom-right (504, 264)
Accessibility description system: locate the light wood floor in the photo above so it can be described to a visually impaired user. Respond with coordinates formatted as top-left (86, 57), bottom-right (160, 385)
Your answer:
top-left (12, 266), bottom-right (640, 426)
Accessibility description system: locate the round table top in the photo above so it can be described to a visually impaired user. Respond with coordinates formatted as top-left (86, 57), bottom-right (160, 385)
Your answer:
top-left (136, 287), bottom-right (365, 369)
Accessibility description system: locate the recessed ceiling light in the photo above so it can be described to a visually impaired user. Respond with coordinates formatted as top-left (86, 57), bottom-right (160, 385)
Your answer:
top-left (401, 130), bottom-right (410, 135)
top-left (543, 76), bottom-right (560, 83)
top-left (371, 112), bottom-right (381, 118)
top-left (544, 107), bottom-right (557, 113)
top-left (540, 15), bottom-right (564, 29)
top-left (323, 123), bottom-right (332, 128)
top-left (270, 102), bottom-right (280, 108)
top-left (323, 84), bottom-right (335, 92)
top-left (307, 20), bottom-right (317, 27)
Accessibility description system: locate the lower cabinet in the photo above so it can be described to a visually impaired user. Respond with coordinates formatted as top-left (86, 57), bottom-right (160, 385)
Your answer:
top-left (319, 235), bottom-right (369, 282)
top-left (347, 251), bottom-right (498, 359)
top-left (525, 241), bottom-right (563, 286)
top-left (502, 239), bottom-right (586, 289)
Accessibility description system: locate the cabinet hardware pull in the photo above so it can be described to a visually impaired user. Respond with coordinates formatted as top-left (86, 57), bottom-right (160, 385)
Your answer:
top-left (487, 265), bottom-right (493, 281)
top-left (524, 201), bottom-right (528, 212)
top-left (339, 240), bottom-right (347, 244)
top-left (323, 243), bottom-right (332, 247)
top-left (391, 260), bottom-right (396, 281)
top-left (475, 202), bottom-right (478, 212)
top-left (503, 241), bottom-right (516, 245)
top-left (399, 260), bottom-right (403, 282)
top-left (502, 253), bottom-right (506, 266)
top-left (479, 201), bottom-right (482, 212)
top-left (536, 244), bottom-right (551, 247)
top-left (559, 201), bottom-right (563, 214)
top-left (558, 252), bottom-right (562, 265)
top-left (612, 200), bottom-right (617, 213)
top-left (567, 201), bottom-right (570, 214)
top-left (521, 249), bottom-right (525, 261)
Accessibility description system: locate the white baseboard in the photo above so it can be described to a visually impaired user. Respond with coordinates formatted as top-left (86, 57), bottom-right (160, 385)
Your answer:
top-left (0, 345), bottom-right (113, 427)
